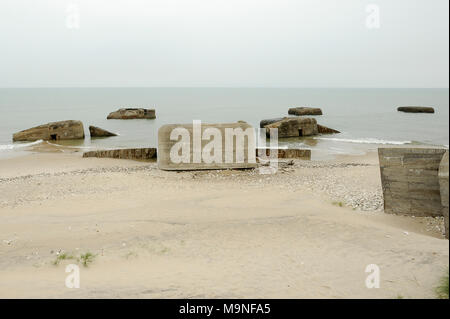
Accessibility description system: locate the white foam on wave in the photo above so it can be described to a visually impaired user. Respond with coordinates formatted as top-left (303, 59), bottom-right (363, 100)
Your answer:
top-left (0, 139), bottom-right (44, 151)
top-left (45, 141), bottom-right (95, 149)
top-left (314, 137), bottom-right (412, 145)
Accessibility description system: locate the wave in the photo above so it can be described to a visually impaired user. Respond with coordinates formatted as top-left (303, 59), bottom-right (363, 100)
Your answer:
top-left (45, 141), bottom-right (94, 149)
top-left (314, 137), bottom-right (412, 145)
top-left (0, 140), bottom-right (44, 151)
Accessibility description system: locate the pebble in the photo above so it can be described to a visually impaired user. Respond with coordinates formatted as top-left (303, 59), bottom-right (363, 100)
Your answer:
top-left (0, 159), bottom-right (444, 235)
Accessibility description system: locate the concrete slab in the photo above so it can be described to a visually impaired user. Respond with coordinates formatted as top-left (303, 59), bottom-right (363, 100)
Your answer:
top-left (158, 122), bottom-right (258, 171)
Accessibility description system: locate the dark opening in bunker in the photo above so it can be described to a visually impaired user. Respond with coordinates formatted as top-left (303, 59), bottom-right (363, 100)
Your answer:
top-left (298, 129), bottom-right (303, 137)
top-left (50, 134), bottom-right (58, 141)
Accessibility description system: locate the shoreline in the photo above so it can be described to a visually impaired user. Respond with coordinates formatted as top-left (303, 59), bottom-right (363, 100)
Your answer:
top-left (1, 137), bottom-right (448, 163)
top-left (0, 148), bottom-right (448, 298)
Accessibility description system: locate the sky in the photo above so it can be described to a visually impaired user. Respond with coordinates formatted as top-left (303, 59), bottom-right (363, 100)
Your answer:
top-left (0, 0), bottom-right (448, 88)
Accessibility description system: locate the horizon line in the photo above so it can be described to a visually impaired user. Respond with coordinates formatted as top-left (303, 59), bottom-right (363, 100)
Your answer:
top-left (0, 86), bottom-right (449, 90)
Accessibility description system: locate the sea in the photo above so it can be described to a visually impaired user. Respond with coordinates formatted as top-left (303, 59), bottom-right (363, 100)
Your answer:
top-left (0, 88), bottom-right (448, 160)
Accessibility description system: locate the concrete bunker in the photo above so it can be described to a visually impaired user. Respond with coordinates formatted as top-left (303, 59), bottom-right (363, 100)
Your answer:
top-left (12, 120), bottom-right (85, 142)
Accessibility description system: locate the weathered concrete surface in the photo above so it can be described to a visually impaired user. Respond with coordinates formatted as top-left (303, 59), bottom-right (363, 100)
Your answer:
top-left (13, 120), bottom-right (85, 142)
top-left (378, 148), bottom-right (447, 217)
top-left (265, 118), bottom-right (318, 138)
top-left (83, 148), bottom-right (157, 161)
top-left (89, 126), bottom-right (117, 138)
top-left (288, 107), bottom-right (323, 116)
top-left (260, 118), bottom-right (286, 128)
top-left (397, 106), bottom-right (435, 114)
top-left (317, 124), bottom-right (341, 134)
top-left (260, 118), bottom-right (339, 135)
top-left (439, 151), bottom-right (449, 239)
top-left (158, 123), bottom-right (257, 171)
top-left (257, 148), bottom-right (311, 160)
top-left (107, 108), bottom-right (156, 119)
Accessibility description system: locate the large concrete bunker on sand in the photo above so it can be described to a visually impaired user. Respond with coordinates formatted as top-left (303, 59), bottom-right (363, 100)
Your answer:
top-left (439, 151), bottom-right (449, 238)
top-left (158, 122), bottom-right (258, 171)
top-left (378, 148), bottom-right (449, 239)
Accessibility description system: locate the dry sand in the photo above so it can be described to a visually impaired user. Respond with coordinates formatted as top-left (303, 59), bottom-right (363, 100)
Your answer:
top-left (0, 148), bottom-right (448, 299)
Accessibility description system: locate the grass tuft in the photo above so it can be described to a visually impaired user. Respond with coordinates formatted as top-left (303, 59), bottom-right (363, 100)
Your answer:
top-left (78, 252), bottom-right (96, 267)
top-left (332, 201), bottom-right (344, 207)
top-left (436, 270), bottom-right (449, 299)
top-left (52, 252), bottom-right (75, 266)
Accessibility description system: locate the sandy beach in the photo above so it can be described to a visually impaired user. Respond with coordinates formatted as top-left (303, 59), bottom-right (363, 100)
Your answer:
top-left (0, 0), bottom-right (448, 306)
top-left (0, 146), bottom-right (448, 299)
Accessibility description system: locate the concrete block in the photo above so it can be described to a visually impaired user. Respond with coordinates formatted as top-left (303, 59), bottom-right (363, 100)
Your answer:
top-left (158, 122), bottom-right (257, 171)
top-left (265, 118), bottom-right (318, 138)
top-left (256, 149), bottom-right (311, 160)
top-left (439, 151), bottom-right (449, 239)
top-left (83, 148), bottom-right (157, 161)
top-left (378, 148), bottom-right (447, 217)
top-left (13, 120), bottom-right (85, 142)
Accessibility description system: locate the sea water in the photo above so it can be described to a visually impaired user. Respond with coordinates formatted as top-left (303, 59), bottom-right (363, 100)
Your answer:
top-left (0, 88), bottom-right (448, 159)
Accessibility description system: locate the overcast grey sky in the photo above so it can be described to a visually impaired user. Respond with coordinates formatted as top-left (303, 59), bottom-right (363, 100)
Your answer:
top-left (0, 0), bottom-right (448, 88)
